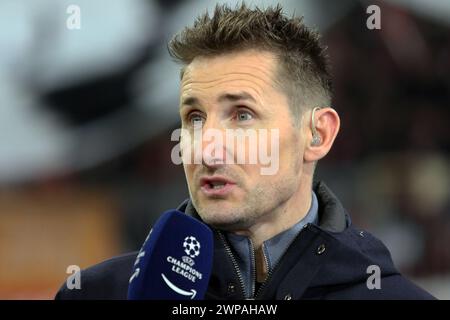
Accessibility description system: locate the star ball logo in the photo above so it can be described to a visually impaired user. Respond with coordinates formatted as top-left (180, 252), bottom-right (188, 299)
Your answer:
top-left (183, 236), bottom-right (201, 258)
top-left (165, 235), bottom-right (204, 285)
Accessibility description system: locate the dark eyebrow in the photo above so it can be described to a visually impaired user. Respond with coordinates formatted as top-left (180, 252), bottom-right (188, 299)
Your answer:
top-left (180, 96), bottom-right (199, 108)
top-left (180, 92), bottom-right (256, 109)
top-left (217, 92), bottom-right (257, 103)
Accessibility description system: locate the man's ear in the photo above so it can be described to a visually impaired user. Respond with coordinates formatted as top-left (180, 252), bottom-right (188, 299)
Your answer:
top-left (304, 107), bottom-right (340, 162)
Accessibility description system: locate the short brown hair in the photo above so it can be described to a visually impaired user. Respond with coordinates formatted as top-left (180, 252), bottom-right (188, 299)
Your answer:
top-left (168, 3), bottom-right (332, 122)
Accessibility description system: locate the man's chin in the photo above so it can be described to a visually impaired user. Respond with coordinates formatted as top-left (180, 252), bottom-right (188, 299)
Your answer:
top-left (195, 203), bottom-right (246, 229)
top-left (205, 218), bottom-right (249, 232)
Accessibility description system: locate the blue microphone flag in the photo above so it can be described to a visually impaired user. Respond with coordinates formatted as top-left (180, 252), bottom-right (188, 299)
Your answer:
top-left (128, 210), bottom-right (213, 300)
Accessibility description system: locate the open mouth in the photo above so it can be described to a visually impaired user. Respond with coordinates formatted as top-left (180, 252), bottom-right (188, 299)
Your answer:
top-left (200, 176), bottom-right (236, 196)
top-left (206, 181), bottom-right (227, 189)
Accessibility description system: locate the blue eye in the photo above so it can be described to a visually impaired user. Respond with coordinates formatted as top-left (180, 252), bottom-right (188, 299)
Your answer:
top-left (237, 111), bottom-right (253, 121)
top-left (188, 113), bottom-right (204, 126)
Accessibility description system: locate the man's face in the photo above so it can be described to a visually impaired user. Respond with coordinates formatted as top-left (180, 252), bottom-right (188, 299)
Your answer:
top-left (179, 49), bottom-right (307, 231)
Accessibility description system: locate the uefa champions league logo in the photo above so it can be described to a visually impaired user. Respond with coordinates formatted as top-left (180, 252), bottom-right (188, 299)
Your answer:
top-left (161, 235), bottom-right (205, 298)
top-left (183, 236), bottom-right (201, 258)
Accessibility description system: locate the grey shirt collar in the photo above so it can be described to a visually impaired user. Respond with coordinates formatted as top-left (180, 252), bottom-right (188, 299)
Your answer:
top-left (224, 191), bottom-right (319, 298)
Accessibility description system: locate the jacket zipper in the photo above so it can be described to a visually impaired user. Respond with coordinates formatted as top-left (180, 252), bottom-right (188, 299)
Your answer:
top-left (248, 237), bottom-right (256, 299)
top-left (217, 231), bottom-right (248, 299)
top-left (218, 223), bottom-right (311, 300)
top-left (254, 223), bottom-right (310, 299)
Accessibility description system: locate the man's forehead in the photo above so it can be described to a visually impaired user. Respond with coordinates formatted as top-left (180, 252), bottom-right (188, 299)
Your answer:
top-left (182, 49), bottom-right (278, 82)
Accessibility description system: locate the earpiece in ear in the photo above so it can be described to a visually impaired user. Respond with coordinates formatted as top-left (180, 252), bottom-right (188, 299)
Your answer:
top-left (310, 107), bottom-right (322, 146)
top-left (311, 134), bottom-right (322, 146)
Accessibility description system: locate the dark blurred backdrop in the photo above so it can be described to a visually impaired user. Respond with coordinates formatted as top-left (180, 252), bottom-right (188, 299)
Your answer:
top-left (0, 0), bottom-right (448, 299)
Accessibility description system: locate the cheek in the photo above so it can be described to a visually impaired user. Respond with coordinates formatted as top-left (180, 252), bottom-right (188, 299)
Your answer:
top-left (183, 163), bottom-right (196, 182)
top-left (279, 130), bottom-right (303, 170)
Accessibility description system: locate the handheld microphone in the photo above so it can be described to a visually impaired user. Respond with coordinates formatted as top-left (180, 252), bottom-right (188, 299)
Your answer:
top-left (127, 210), bottom-right (213, 300)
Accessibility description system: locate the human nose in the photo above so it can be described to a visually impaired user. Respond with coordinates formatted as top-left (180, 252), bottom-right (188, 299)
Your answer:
top-left (200, 117), bottom-right (228, 168)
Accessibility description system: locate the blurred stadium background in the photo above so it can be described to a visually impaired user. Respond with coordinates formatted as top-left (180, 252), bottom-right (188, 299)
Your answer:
top-left (0, 0), bottom-right (448, 299)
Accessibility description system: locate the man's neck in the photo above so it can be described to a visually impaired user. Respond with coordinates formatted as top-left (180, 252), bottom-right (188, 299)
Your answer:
top-left (233, 181), bottom-right (314, 285)
top-left (234, 181), bottom-right (313, 250)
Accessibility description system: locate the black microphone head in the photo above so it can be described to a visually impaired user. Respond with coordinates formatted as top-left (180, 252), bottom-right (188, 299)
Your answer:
top-left (128, 210), bottom-right (213, 300)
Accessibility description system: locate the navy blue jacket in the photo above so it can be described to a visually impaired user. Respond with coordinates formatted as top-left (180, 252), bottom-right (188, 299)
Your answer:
top-left (55, 181), bottom-right (435, 300)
